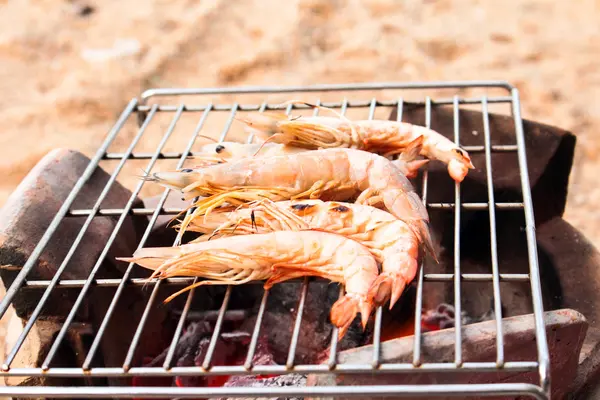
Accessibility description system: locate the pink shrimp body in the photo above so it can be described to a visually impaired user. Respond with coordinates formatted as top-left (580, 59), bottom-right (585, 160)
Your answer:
top-left (241, 109), bottom-right (474, 182)
top-left (117, 230), bottom-right (380, 338)
top-left (189, 139), bottom-right (429, 179)
top-left (145, 148), bottom-right (435, 260)
top-left (185, 199), bottom-right (420, 309)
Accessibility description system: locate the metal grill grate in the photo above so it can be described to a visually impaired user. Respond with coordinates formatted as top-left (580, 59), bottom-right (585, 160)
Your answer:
top-left (0, 81), bottom-right (550, 399)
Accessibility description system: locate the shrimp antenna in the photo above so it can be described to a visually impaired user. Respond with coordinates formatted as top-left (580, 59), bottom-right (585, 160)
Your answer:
top-left (230, 221), bottom-right (240, 236)
top-left (168, 201), bottom-right (198, 240)
top-left (280, 99), bottom-right (361, 144)
top-left (196, 135), bottom-right (219, 143)
top-left (281, 100), bottom-right (349, 121)
top-left (251, 133), bottom-right (286, 157)
top-left (206, 229), bottom-right (220, 241)
top-left (135, 168), bottom-right (156, 182)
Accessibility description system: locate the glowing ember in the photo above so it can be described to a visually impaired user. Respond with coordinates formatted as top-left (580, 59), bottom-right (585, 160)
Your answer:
top-left (132, 321), bottom-right (278, 400)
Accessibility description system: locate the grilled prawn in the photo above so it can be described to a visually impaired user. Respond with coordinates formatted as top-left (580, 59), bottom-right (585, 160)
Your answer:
top-left (185, 199), bottom-right (421, 308)
top-left (144, 148), bottom-right (435, 259)
top-left (187, 138), bottom-right (429, 179)
top-left (240, 102), bottom-right (474, 182)
top-left (117, 230), bottom-right (381, 338)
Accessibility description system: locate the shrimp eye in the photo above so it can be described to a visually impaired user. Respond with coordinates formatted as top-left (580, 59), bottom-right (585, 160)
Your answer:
top-left (291, 203), bottom-right (315, 212)
top-left (215, 145), bottom-right (225, 153)
top-left (181, 168), bottom-right (194, 173)
top-left (331, 205), bottom-right (350, 213)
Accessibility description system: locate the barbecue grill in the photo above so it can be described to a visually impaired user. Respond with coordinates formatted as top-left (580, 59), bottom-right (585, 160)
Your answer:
top-left (0, 81), bottom-right (553, 399)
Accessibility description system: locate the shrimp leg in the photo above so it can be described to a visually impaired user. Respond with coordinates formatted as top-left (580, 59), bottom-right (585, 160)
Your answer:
top-left (290, 180), bottom-right (344, 200)
top-left (163, 268), bottom-right (262, 303)
top-left (355, 188), bottom-right (380, 206)
top-left (264, 269), bottom-right (312, 288)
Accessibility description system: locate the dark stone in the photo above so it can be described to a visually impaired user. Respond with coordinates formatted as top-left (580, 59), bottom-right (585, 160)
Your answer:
top-left (0, 148), bottom-right (143, 319)
top-left (141, 191), bottom-right (189, 250)
top-left (4, 317), bottom-right (102, 397)
top-left (86, 284), bottom-right (173, 387)
top-left (307, 309), bottom-right (587, 400)
top-left (536, 217), bottom-right (600, 398)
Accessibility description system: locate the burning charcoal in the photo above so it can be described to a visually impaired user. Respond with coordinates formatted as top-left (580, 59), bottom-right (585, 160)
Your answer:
top-left (246, 334), bottom-right (277, 367)
top-left (175, 325), bottom-right (250, 387)
top-left (143, 321), bottom-right (213, 368)
top-left (209, 335), bottom-right (292, 400)
top-left (259, 281), bottom-right (372, 365)
top-left (422, 303), bottom-right (473, 331)
top-left (143, 321), bottom-right (274, 388)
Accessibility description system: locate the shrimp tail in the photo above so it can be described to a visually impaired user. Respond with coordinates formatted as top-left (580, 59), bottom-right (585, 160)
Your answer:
top-left (390, 159), bottom-right (429, 179)
top-left (330, 296), bottom-right (358, 339)
top-left (390, 136), bottom-right (430, 178)
top-left (390, 277), bottom-right (408, 309)
top-left (368, 271), bottom-right (411, 310)
top-left (399, 135), bottom-right (425, 161)
top-left (405, 160), bottom-right (430, 178)
top-left (368, 274), bottom-right (393, 308)
top-left (401, 138), bottom-right (431, 176)
top-left (407, 218), bottom-right (438, 263)
top-left (330, 295), bottom-right (374, 339)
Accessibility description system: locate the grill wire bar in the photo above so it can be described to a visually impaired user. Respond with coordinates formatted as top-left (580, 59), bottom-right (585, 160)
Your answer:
top-left (1, 103), bottom-right (159, 371)
top-left (0, 99), bottom-right (138, 322)
top-left (326, 98), bottom-right (350, 370)
top-left (21, 272), bottom-right (531, 289)
top-left (285, 100), bottom-right (319, 370)
top-left (511, 88), bottom-right (551, 395)
top-left (370, 97), bottom-right (383, 369)
top-left (453, 95), bottom-right (463, 367)
top-left (0, 81), bottom-right (551, 399)
top-left (102, 144), bottom-right (518, 161)
top-left (482, 97), bottom-right (505, 366)
top-left (46, 104), bottom-right (186, 370)
top-left (411, 96), bottom-right (431, 367)
top-left (66, 201), bottom-right (525, 218)
top-left (122, 103), bottom-right (216, 371)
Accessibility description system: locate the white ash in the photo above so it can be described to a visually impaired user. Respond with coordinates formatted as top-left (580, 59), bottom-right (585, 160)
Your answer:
top-left (210, 374), bottom-right (307, 400)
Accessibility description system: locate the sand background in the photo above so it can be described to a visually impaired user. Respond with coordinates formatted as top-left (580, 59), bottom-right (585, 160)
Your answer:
top-left (2, 0), bottom-right (599, 243)
top-left (0, 0), bottom-right (600, 394)
top-left (1, 0), bottom-right (600, 241)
